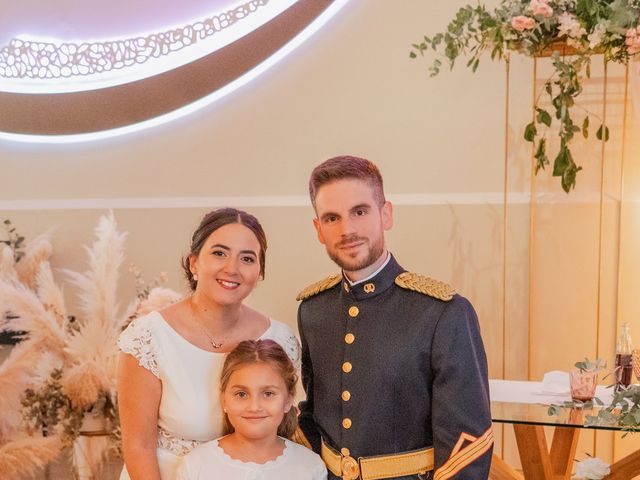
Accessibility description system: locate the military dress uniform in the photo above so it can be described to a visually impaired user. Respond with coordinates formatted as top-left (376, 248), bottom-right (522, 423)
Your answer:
top-left (294, 255), bottom-right (493, 480)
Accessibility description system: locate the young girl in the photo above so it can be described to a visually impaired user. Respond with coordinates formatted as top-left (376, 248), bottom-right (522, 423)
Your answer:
top-left (176, 339), bottom-right (327, 480)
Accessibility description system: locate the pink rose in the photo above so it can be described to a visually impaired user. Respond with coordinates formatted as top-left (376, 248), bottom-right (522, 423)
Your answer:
top-left (530, 0), bottom-right (553, 17)
top-left (626, 28), bottom-right (640, 55)
top-left (512, 16), bottom-right (536, 32)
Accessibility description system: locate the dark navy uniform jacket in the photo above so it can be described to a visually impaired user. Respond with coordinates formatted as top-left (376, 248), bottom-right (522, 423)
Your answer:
top-left (297, 255), bottom-right (493, 479)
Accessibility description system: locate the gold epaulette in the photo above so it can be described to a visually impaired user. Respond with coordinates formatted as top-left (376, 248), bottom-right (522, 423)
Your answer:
top-left (395, 272), bottom-right (455, 301)
top-left (296, 274), bottom-right (341, 301)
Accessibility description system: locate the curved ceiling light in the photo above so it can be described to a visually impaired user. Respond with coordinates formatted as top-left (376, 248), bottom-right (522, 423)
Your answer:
top-left (0, 0), bottom-right (296, 94)
top-left (0, 0), bottom-right (348, 143)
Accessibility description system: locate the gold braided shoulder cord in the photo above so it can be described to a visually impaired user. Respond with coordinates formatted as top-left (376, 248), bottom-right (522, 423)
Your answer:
top-left (296, 274), bottom-right (342, 301)
top-left (395, 272), bottom-right (455, 301)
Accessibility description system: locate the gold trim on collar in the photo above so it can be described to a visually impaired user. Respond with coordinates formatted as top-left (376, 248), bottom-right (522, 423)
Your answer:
top-left (296, 274), bottom-right (342, 301)
top-left (395, 272), bottom-right (455, 301)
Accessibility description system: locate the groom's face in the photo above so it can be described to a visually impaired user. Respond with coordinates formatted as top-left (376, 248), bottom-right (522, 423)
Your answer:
top-left (312, 178), bottom-right (392, 274)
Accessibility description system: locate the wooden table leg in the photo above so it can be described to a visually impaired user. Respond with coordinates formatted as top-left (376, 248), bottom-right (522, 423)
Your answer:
top-left (549, 426), bottom-right (580, 480)
top-left (490, 453), bottom-right (524, 480)
top-left (513, 424), bottom-right (555, 479)
top-left (605, 448), bottom-right (640, 480)
top-left (512, 424), bottom-right (581, 480)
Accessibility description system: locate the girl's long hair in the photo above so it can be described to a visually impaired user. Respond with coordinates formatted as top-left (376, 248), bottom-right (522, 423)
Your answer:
top-left (220, 339), bottom-right (298, 439)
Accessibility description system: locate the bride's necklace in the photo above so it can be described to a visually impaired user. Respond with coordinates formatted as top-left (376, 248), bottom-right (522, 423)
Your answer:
top-left (189, 297), bottom-right (234, 350)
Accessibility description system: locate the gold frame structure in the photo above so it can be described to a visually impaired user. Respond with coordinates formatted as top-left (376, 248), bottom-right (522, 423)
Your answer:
top-left (498, 49), bottom-right (631, 466)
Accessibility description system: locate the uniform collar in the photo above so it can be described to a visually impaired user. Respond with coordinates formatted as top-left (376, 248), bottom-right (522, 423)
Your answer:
top-left (341, 254), bottom-right (405, 300)
top-left (345, 252), bottom-right (391, 286)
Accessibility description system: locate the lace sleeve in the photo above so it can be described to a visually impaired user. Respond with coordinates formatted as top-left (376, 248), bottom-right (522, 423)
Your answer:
top-left (117, 315), bottom-right (160, 378)
top-left (269, 320), bottom-right (301, 369)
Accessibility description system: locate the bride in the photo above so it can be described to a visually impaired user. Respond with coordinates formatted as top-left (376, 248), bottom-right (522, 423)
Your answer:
top-left (117, 208), bottom-right (300, 480)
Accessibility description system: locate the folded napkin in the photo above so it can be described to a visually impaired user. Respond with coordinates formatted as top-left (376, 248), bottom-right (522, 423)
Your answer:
top-left (540, 370), bottom-right (570, 394)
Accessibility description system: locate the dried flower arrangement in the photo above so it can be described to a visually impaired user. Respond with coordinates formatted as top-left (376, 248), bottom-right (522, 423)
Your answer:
top-left (0, 214), bottom-right (181, 478)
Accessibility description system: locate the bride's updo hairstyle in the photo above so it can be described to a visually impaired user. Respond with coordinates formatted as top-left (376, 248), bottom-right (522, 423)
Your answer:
top-left (182, 207), bottom-right (267, 291)
top-left (219, 339), bottom-right (298, 439)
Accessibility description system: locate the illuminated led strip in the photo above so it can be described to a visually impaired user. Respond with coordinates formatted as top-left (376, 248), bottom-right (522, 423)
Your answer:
top-left (0, 0), bottom-right (350, 144)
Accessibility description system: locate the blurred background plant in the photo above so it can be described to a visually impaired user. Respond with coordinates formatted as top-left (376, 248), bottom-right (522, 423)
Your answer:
top-left (0, 213), bottom-right (181, 479)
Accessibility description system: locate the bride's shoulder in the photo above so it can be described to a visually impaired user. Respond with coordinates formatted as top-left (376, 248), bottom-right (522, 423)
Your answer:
top-left (263, 319), bottom-right (300, 365)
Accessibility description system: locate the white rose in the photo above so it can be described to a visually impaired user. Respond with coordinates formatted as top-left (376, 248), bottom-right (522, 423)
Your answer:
top-left (573, 457), bottom-right (610, 480)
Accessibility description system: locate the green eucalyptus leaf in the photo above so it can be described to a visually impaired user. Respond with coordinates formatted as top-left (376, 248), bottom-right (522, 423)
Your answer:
top-left (596, 125), bottom-right (610, 141)
top-left (545, 82), bottom-right (552, 96)
top-left (582, 116), bottom-right (589, 138)
top-left (524, 122), bottom-right (537, 142)
top-left (553, 147), bottom-right (570, 177)
top-left (563, 168), bottom-right (576, 193)
top-left (548, 405), bottom-right (561, 416)
top-left (534, 138), bottom-right (548, 173)
top-left (536, 108), bottom-right (552, 127)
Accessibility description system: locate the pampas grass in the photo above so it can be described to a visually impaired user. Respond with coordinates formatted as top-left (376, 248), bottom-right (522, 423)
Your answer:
top-left (0, 435), bottom-right (63, 479)
top-left (0, 343), bottom-right (44, 436)
top-left (15, 235), bottom-right (53, 289)
top-left (62, 362), bottom-right (105, 410)
top-left (135, 287), bottom-right (182, 318)
top-left (0, 212), bottom-right (181, 478)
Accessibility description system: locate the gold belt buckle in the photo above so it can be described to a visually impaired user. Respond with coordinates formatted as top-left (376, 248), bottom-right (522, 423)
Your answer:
top-left (340, 455), bottom-right (360, 480)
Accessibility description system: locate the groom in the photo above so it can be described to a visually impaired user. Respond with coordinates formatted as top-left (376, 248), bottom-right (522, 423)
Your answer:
top-left (295, 155), bottom-right (493, 479)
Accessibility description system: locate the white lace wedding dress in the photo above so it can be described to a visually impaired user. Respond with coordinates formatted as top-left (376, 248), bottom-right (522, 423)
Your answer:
top-left (117, 311), bottom-right (300, 480)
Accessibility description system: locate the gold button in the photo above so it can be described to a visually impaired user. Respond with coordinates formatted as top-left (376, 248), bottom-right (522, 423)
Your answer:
top-left (364, 282), bottom-right (375, 293)
top-left (342, 418), bottom-right (352, 429)
top-left (345, 333), bottom-right (355, 344)
top-left (341, 447), bottom-right (351, 457)
top-left (342, 390), bottom-right (351, 401)
top-left (348, 306), bottom-right (359, 317)
top-left (342, 362), bottom-right (352, 373)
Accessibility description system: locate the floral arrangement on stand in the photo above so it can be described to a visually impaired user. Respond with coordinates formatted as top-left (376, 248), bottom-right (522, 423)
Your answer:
top-left (411, 0), bottom-right (640, 192)
top-left (0, 213), bottom-right (181, 479)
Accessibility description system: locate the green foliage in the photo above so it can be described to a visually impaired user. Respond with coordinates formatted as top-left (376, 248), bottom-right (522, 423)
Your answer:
top-left (21, 369), bottom-right (118, 443)
top-left (411, 0), bottom-right (640, 193)
top-left (21, 369), bottom-right (83, 440)
top-left (585, 384), bottom-right (640, 435)
top-left (1, 219), bottom-right (26, 262)
top-left (575, 357), bottom-right (607, 373)
top-left (548, 359), bottom-right (639, 434)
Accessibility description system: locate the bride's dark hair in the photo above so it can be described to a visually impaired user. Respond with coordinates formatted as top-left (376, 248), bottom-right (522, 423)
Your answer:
top-left (182, 207), bottom-right (267, 290)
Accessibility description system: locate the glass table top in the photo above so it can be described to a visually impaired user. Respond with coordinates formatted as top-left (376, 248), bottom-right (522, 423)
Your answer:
top-left (491, 401), bottom-right (628, 432)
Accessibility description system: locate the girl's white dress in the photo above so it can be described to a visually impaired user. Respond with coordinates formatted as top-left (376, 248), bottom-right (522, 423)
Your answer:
top-left (176, 437), bottom-right (328, 480)
top-left (117, 311), bottom-right (300, 480)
